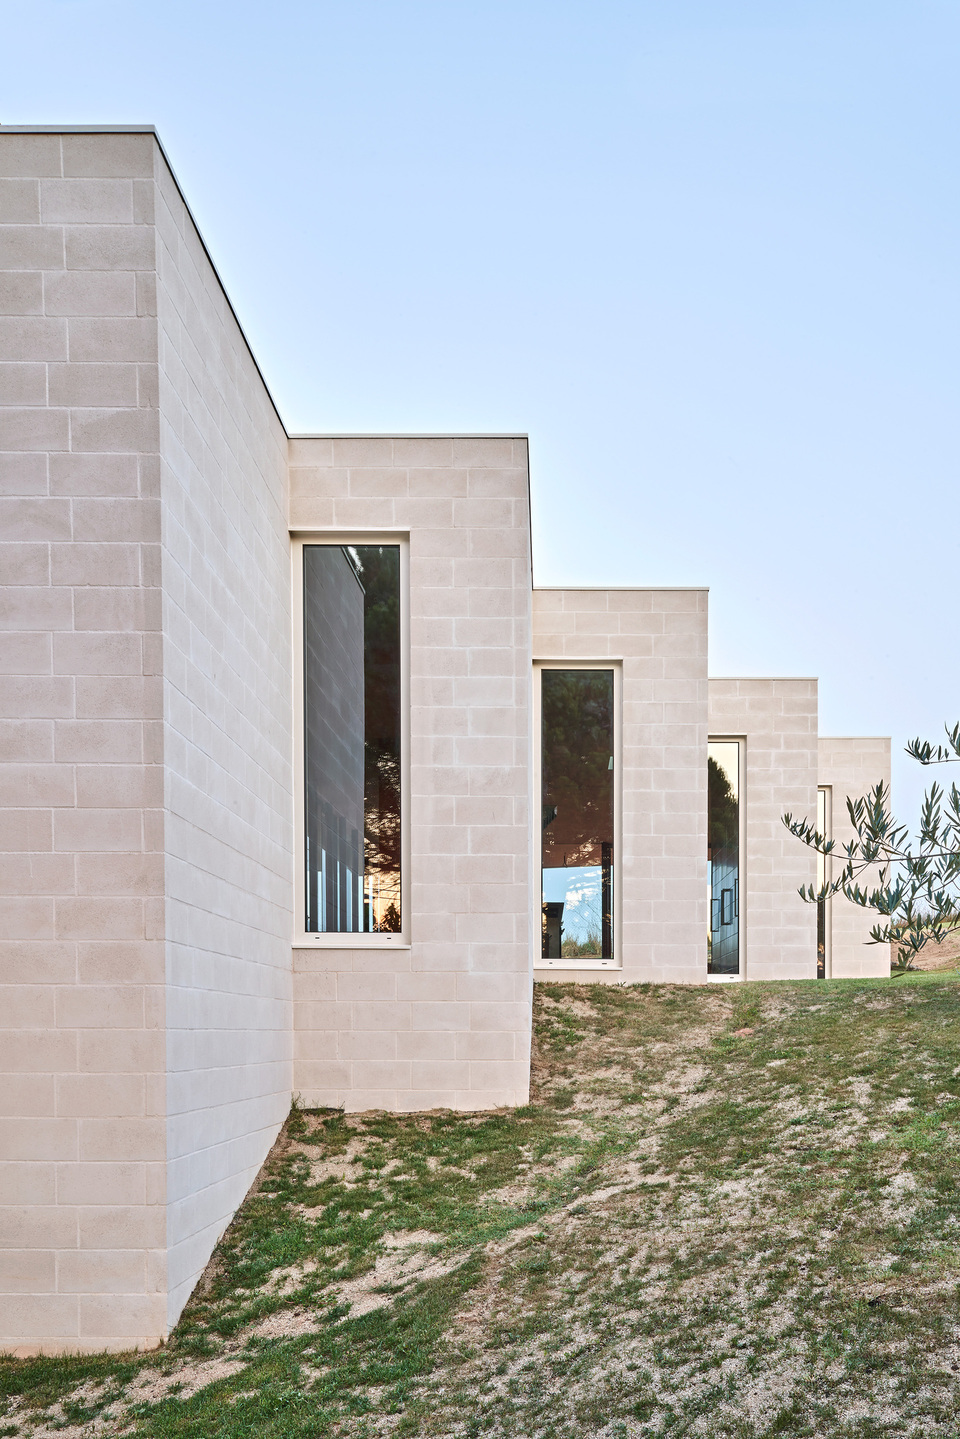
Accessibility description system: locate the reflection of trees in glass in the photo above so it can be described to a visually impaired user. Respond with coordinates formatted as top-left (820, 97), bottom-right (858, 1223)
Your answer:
top-left (708, 756), bottom-right (738, 857)
top-left (541, 670), bottom-right (613, 867)
top-left (708, 749), bottom-right (739, 973)
top-left (562, 930), bottom-right (602, 958)
top-left (354, 547), bottom-right (401, 932)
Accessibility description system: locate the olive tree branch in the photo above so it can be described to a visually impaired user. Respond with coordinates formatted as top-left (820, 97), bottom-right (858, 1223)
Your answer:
top-left (782, 723), bottom-right (960, 971)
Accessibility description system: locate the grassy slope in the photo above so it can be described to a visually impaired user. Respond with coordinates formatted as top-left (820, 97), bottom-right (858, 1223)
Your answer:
top-left (6, 975), bottom-right (960, 1436)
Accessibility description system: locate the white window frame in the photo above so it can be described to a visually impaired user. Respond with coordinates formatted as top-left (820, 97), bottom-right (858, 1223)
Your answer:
top-left (707, 735), bottom-right (746, 983)
top-left (292, 531), bottom-right (411, 949)
top-left (533, 659), bottom-right (622, 972)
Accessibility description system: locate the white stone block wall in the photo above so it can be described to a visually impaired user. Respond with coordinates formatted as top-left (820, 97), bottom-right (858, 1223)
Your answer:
top-left (818, 737), bottom-right (891, 979)
top-left (154, 148), bottom-right (293, 1324)
top-left (532, 589), bottom-right (709, 984)
top-left (289, 436), bottom-right (532, 1111)
top-left (0, 123), bottom-right (899, 1358)
top-left (0, 129), bottom-right (166, 1354)
top-left (708, 679), bottom-right (819, 980)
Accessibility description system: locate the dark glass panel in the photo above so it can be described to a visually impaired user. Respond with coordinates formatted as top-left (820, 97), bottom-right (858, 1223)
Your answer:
top-left (817, 897), bottom-right (826, 980)
top-left (817, 786), bottom-right (828, 978)
top-left (303, 545), bottom-right (401, 933)
top-left (541, 669), bottom-right (614, 960)
top-left (708, 741), bottom-right (740, 974)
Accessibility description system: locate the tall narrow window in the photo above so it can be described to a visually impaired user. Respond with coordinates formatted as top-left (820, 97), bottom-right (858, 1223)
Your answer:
top-left (708, 741), bottom-right (740, 975)
top-left (303, 544), bottom-right (401, 933)
top-left (817, 786), bottom-right (831, 979)
top-left (540, 669), bottom-right (615, 961)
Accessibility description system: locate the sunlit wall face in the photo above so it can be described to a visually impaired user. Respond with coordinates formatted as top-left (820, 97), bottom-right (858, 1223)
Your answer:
top-left (540, 669), bottom-right (614, 960)
top-left (708, 741), bottom-right (740, 975)
top-left (303, 544), bottom-right (401, 933)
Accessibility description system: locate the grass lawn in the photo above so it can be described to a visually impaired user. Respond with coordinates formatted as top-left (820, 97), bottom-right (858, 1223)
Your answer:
top-left (6, 974), bottom-right (960, 1436)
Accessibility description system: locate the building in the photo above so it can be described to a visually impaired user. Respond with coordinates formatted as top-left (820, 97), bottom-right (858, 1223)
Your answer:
top-left (0, 126), bottom-right (890, 1355)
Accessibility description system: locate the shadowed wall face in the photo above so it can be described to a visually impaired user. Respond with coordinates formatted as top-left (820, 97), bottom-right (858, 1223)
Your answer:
top-left (154, 140), bottom-right (294, 1329)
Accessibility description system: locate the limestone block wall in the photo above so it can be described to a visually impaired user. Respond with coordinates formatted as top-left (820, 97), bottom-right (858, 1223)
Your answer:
top-left (0, 128), bottom-right (166, 1354)
top-left (708, 678), bottom-right (818, 981)
top-left (818, 736), bottom-right (891, 978)
top-left (0, 126), bottom-right (294, 1354)
top-left (153, 146), bottom-right (293, 1324)
top-left (289, 436), bottom-right (532, 1111)
top-left (532, 589), bottom-right (709, 984)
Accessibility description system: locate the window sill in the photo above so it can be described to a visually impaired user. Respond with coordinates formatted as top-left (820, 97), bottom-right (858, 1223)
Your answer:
top-left (293, 937), bottom-right (412, 950)
top-left (535, 959), bottom-right (620, 971)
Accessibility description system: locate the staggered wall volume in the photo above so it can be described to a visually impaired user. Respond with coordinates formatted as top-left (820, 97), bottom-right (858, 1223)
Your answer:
top-left (0, 126), bottom-right (890, 1355)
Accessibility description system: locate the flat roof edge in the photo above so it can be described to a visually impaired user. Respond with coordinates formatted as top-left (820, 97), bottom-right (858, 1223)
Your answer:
top-left (289, 433), bottom-right (530, 440)
top-left (0, 124), bottom-right (159, 133)
top-left (534, 585), bottom-right (708, 592)
top-left (1, 132), bottom-right (534, 460)
top-left (1, 124), bottom-right (288, 432)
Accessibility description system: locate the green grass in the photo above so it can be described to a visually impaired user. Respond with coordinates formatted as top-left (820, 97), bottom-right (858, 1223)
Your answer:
top-left (6, 974), bottom-right (960, 1436)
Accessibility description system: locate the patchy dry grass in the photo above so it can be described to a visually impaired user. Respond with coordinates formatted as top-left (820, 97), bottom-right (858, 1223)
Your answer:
top-left (7, 975), bottom-right (960, 1435)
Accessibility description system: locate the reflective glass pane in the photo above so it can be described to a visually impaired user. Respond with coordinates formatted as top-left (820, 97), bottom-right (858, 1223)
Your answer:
top-left (817, 786), bottom-right (830, 979)
top-left (708, 741), bottom-right (740, 974)
top-left (541, 669), bottom-right (614, 960)
top-left (303, 545), bottom-right (401, 933)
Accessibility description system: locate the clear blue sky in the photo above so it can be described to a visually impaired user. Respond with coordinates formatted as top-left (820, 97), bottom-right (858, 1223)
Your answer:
top-left (4, 0), bottom-right (958, 821)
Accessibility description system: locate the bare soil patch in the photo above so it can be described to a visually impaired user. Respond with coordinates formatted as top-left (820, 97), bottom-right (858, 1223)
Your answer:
top-left (6, 976), bottom-right (960, 1437)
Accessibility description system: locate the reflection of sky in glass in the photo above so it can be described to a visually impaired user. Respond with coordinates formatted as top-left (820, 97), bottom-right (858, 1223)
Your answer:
top-left (542, 865), bottom-right (602, 944)
top-left (709, 741), bottom-right (739, 800)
